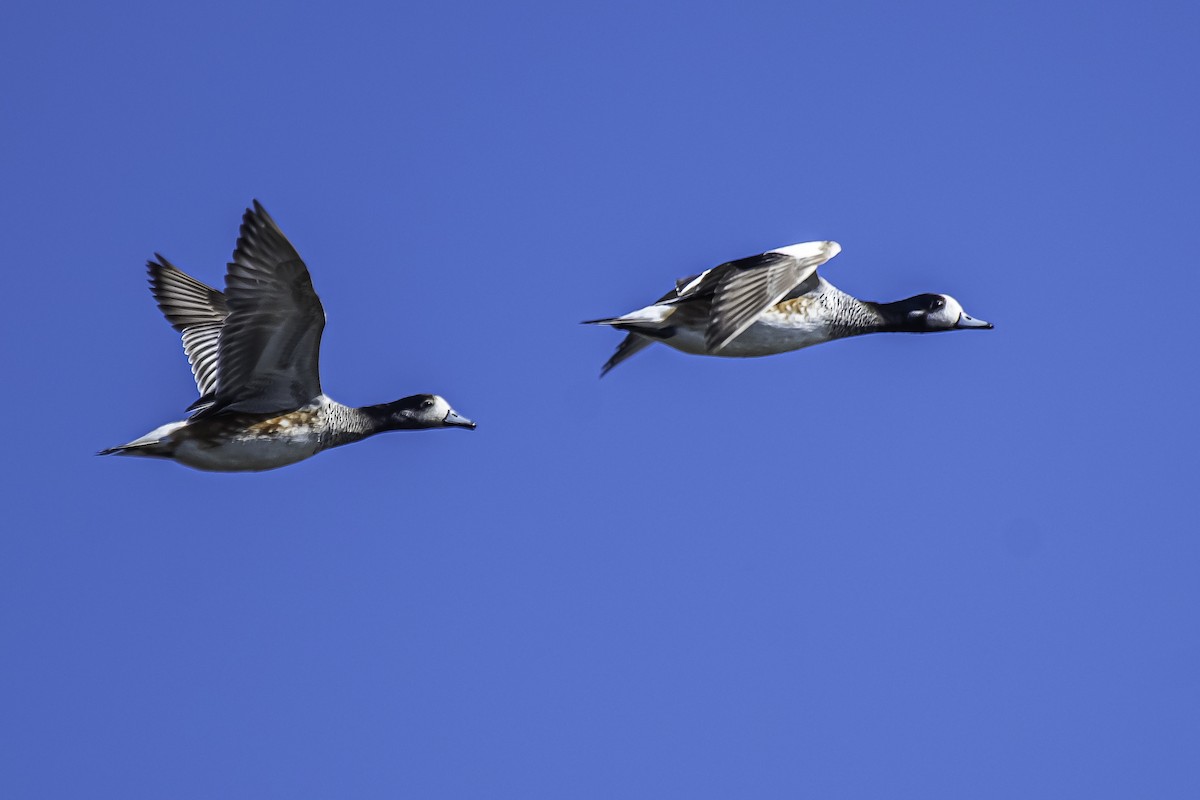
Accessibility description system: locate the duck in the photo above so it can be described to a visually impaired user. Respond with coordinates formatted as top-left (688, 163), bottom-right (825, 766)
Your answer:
top-left (100, 201), bottom-right (475, 472)
top-left (585, 240), bottom-right (992, 375)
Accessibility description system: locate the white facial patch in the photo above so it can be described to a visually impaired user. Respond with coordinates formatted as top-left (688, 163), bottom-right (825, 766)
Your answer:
top-left (928, 295), bottom-right (965, 328)
top-left (421, 395), bottom-right (452, 424)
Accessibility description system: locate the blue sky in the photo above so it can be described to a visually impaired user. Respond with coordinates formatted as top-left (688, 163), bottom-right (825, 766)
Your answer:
top-left (2, 1), bottom-right (1198, 797)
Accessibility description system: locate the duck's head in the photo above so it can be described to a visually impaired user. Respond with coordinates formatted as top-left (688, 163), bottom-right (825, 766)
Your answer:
top-left (888, 293), bottom-right (993, 332)
top-left (385, 394), bottom-right (476, 430)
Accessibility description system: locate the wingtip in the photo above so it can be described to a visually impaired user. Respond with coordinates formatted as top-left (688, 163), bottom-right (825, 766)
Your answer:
top-left (702, 318), bottom-right (729, 353)
top-left (244, 199), bottom-right (267, 225)
top-left (147, 254), bottom-right (170, 286)
top-left (704, 336), bottom-right (733, 354)
top-left (243, 200), bottom-right (285, 238)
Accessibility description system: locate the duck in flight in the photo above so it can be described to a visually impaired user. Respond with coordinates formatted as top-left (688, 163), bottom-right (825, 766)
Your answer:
top-left (585, 240), bottom-right (992, 375)
top-left (100, 201), bottom-right (475, 471)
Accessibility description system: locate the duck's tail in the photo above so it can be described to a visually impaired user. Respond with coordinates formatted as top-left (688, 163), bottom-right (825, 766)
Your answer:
top-left (598, 333), bottom-right (658, 377)
top-left (582, 302), bottom-right (675, 330)
top-left (96, 441), bottom-right (170, 458)
top-left (584, 304), bottom-right (678, 377)
top-left (97, 421), bottom-right (187, 459)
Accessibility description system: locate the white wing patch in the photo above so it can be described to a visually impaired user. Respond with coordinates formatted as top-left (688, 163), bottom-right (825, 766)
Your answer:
top-left (769, 241), bottom-right (842, 261)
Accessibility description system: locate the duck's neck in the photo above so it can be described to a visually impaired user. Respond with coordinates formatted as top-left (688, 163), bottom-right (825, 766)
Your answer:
top-left (362, 400), bottom-right (441, 431)
top-left (820, 291), bottom-right (892, 336)
top-left (318, 401), bottom-right (389, 448)
top-left (862, 299), bottom-right (922, 333)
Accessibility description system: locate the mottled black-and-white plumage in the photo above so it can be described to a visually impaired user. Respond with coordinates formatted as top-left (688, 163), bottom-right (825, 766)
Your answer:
top-left (101, 202), bottom-right (475, 472)
top-left (586, 240), bottom-right (992, 374)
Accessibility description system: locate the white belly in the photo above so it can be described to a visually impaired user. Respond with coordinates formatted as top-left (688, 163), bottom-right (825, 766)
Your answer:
top-left (171, 435), bottom-right (322, 472)
top-left (664, 313), bottom-right (840, 358)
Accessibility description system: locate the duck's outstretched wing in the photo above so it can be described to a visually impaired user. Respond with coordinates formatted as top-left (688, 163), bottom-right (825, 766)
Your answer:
top-left (148, 256), bottom-right (229, 400)
top-left (698, 241), bottom-right (841, 352)
top-left (199, 201), bottom-right (326, 416)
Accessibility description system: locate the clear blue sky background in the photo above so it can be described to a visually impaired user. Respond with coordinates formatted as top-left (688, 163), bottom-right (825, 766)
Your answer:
top-left (2, 1), bottom-right (1197, 797)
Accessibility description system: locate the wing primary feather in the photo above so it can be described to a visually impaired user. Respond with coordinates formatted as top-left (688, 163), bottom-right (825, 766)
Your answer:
top-left (146, 255), bottom-right (229, 397)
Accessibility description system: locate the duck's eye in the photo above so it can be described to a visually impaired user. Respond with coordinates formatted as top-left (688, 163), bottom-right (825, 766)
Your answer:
top-left (422, 399), bottom-right (434, 409)
top-left (931, 298), bottom-right (945, 310)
